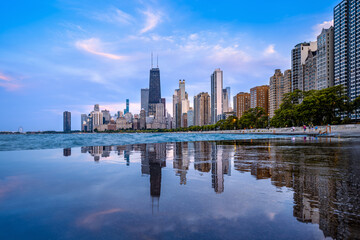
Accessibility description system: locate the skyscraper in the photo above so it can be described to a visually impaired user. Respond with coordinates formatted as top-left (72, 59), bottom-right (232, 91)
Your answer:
top-left (334, 0), bottom-right (360, 119)
top-left (211, 68), bottom-right (223, 123)
top-left (140, 109), bottom-right (146, 129)
top-left (81, 114), bottom-right (87, 131)
top-left (316, 27), bottom-right (334, 90)
top-left (303, 50), bottom-right (317, 91)
top-left (124, 99), bottom-right (129, 115)
top-left (269, 69), bottom-right (292, 118)
top-left (148, 57), bottom-right (161, 116)
top-left (63, 111), bottom-right (71, 133)
top-left (222, 88), bottom-right (229, 113)
top-left (291, 42), bottom-right (317, 91)
top-left (141, 88), bottom-right (149, 115)
top-left (173, 80), bottom-right (190, 128)
top-left (235, 92), bottom-right (251, 118)
top-left (194, 92), bottom-right (211, 126)
top-left (250, 85), bottom-right (270, 114)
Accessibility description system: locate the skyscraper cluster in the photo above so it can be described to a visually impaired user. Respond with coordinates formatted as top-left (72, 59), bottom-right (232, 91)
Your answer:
top-left (269, 0), bottom-right (359, 119)
top-left (64, 0), bottom-right (358, 132)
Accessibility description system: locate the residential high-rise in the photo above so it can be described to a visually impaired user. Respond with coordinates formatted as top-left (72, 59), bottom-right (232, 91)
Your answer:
top-left (303, 50), bottom-right (317, 91)
top-left (140, 109), bottom-right (146, 129)
top-left (124, 99), bottom-right (129, 114)
top-left (81, 114), bottom-right (87, 132)
top-left (226, 87), bottom-right (231, 110)
top-left (141, 88), bottom-right (149, 115)
top-left (250, 85), bottom-right (269, 114)
top-left (222, 88), bottom-right (229, 113)
top-left (194, 92), bottom-right (211, 126)
top-left (235, 92), bottom-right (251, 118)
top-left (187, 108), bottom-right (194, 127)
top-left (284, 70), bottom-right (292, 94)
top-left (334, 0), bottom-right (360, 119)
top-left (101, 110), bottom-right (111, 124)
top-left (233, 96), bottom-right (237, 115)
top-left (291, 42), bottom-right (317, 91)
top-left (148, 59), bottom-right (161, 116)
top-left (173, 80), bottom-right (190, 128)
top-left (316, 27), bottom-right (334, 90)
top-left (211, 68), bottom-right (223, 123)
top-left (269, 69), bottom-right (292, 118)
top-left (63, 111), bottom-right (71, 133)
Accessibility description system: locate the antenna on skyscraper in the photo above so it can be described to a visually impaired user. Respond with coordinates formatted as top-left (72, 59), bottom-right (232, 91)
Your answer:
top-left (157, 54), bottom-right (158, 68)
top-left (151, 52), bottom-right (153, 68)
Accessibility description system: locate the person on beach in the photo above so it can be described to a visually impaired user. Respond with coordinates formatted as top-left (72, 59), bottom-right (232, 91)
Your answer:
top-left (303, 125), bottom-right (307, 132)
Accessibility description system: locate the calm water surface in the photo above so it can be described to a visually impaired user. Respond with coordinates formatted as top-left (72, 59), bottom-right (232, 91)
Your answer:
top-left (0, 136), bottom-right (359, 239)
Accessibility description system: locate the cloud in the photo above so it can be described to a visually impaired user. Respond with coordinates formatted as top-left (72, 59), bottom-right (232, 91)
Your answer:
top-left (0, 72), bottom-right (22, 91)
top-left (313, 20), bottom-right (333, 37)
top-left (140, 10), bottom-right (162, 34)
top-left (263, 44), bottom-right (276, 56)
top-left (0, 73), bottom-right (11, 81)
top-left (75, 38), bottom-right (127, 60)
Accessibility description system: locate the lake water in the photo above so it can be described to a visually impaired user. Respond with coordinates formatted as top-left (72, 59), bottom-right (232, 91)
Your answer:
top-left (0, 134), bottom-right (359, 239)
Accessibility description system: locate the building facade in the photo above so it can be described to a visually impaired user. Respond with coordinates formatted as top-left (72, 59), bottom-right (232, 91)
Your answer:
top-left (250, 85), bottom-right (270, 114)
top-left (235, 92), bottom-right (251, 118)
top-left (269, 69), bottom-right (292, 118)
top-left (173, 80), bottom-right (190, 128)
top-left (141, 88), bottom-right (149, 116)
top-left (291, 42), bottom-right (317, 91)
top-left (194, 92), bottom-right (211, 126)
top-left (316, 27), bottom-right (334, 90)
top-left (334, 0), bottom-right (360, 119)
top-left (211, 68), bottom-right (223, 123)
top-left (148, 67), bottom-right (161, 116)
top-left (63, 111), bottom-right (71, 133)
top-left (303, 50), bottom-right (318, 91)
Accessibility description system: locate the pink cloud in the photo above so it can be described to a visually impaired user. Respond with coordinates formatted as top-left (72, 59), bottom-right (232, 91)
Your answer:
top-left (0, 72), bottom-right (22, 91)
top-left (0, 73), bottom-right (11, 81)
top-left (76, 38), bottom-right (127, 60)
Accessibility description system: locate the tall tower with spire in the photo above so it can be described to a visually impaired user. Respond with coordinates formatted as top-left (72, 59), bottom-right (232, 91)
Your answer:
top-left (148, 53), bottom-right (161, 116)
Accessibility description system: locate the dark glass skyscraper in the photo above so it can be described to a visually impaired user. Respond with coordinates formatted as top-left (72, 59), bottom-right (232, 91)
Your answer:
top-left (124, 99), bottom-right (129, 114)
top-left (149, 68), bottom-right (161, 104)
top-left (334, 0), bottom-right (360, 119)
top-left (148, 67), bottom-right (161, 116)
top-left (63, 111), bottom-right (71, 133)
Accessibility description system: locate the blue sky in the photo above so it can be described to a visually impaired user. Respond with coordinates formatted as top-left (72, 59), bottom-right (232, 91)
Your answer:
top-left (0, 0), bottom-right (338, 131)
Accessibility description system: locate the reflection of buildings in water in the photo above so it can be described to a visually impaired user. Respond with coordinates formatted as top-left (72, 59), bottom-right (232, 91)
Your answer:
top-left (211, 143), bottom-right (231, 194)
top-left (139, 143), bottom-right (167, 212)
top-left (78, 140), bottom-right (360, 238)
top-left (194, 142), bottom-right (212, 173)
top-left (232, 140), bottom-right (360, 240)
top-left (173, 142), bottom-right (190, 185)
top-left (63, 148), bottom-right (71, 157)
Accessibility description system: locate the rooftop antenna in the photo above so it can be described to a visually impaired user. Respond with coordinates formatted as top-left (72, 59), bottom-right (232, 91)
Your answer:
top-left (157, 54), bottom-right (159, 68)
top-left (151, 52), bottom-right (153, 68)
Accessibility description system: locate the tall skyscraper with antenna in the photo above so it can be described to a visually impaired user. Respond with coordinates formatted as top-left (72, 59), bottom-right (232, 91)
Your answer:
top-left (148, 53), bottom-right (161, 116)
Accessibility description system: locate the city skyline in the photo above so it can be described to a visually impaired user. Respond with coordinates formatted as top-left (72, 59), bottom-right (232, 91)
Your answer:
top-left (0, 0), bottom-right (340, 131)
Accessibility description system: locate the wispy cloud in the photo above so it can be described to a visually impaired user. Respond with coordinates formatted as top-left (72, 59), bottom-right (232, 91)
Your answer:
top-left (0, 72), bottom-right (22, 91)
top-left (75, 38), bottom-right (127, 60)
top-left (313, 20), bottom-right (333, 37)
top-left (140, 10), bottom-right (162, 34)
top-left (92, 8), bottom-right (134, 25)
top-left (263, 44), bottom-right (276, 56)
top-left (0, 73), bottom-right (11, 81)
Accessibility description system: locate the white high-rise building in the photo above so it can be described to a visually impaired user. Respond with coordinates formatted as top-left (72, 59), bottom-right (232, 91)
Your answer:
top-left (211, 68), bottom-right (223, 123)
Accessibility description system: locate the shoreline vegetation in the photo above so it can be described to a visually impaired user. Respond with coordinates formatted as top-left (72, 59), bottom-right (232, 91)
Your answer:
top-left (2, 86), bottom-right (359, 136)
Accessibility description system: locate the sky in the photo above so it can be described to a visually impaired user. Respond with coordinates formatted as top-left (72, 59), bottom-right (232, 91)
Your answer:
top-left (0, 0), bottom-right (338, 131)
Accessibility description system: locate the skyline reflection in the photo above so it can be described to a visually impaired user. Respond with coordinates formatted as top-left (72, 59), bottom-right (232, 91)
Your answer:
top-left (75, 138), bottom-right (360, 239)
